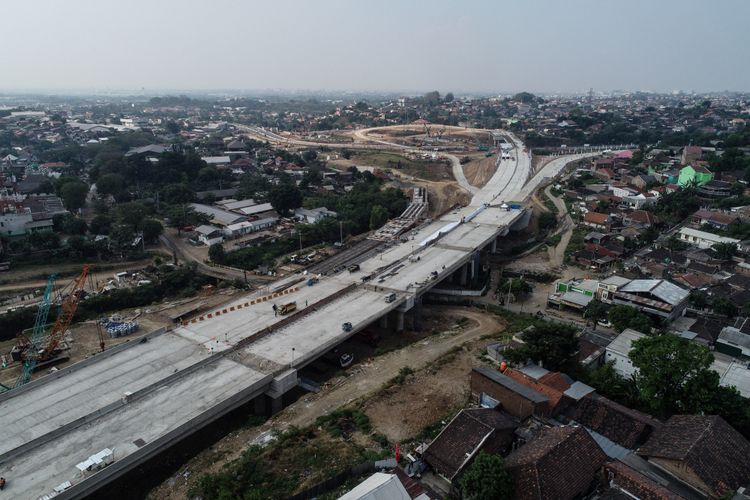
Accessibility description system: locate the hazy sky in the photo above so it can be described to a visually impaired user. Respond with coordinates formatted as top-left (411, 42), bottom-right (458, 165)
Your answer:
top-left (1, 0), bottom-right (748, 94)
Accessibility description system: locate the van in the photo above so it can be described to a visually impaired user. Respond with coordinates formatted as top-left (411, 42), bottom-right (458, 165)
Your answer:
top-left (384, 292), bottom-right (396, 303)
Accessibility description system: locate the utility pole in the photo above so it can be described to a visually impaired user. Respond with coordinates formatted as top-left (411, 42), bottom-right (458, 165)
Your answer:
top-left (339, 220), bottom-right (343, 246)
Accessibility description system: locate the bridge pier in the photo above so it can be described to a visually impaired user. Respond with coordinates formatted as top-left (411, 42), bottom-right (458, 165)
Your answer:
top-left (269, 395), bottom-right (283, 415)
top-left (459, 262), bottom-right (468, 287)
top-left (396, 310), bottom-right (405, 332)
top-left (411, 297), bottom-right (423, 331)
top-left (491, 237), bottom-right (497, 254)
top-left (379, 313), bottom-right (388, 329)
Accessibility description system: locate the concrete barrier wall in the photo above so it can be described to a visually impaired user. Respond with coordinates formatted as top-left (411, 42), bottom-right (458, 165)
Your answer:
top-left (55, 379), bottom-right (271, 500)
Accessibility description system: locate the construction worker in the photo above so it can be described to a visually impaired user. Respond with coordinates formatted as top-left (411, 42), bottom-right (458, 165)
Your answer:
top-left (0, 477), bottom-right (6, 490)
top-left (272, 304), bottom-right (278, 317)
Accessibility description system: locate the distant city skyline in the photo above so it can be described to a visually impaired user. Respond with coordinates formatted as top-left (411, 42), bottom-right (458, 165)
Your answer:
top-left (1, 0), bottom-right (748, 94)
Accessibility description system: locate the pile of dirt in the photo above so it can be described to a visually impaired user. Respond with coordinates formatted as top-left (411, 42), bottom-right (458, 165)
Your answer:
top-left (463, 156), bottom-right (497, 188)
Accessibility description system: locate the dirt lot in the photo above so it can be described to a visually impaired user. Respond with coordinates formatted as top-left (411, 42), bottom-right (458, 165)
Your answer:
top-left (148, 306), bottom-right (506, 500)
top-left (463, 155), bottom-right (497, 188)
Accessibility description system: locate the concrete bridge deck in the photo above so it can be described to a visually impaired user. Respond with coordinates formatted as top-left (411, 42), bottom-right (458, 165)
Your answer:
top-left (0, 132), bottom-right (599, 499)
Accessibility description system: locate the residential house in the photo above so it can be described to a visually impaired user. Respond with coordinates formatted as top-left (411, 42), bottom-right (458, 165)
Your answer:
top-left (611, 279), bottom-right (689, 320)
top-left (681, 145), bottom-right (703, 165)
top-left (622, 210), bottom-right (656, 228)
top-left (194, 225), bottom-right (224, 246)
top-left (677, 165), bottom-right (713, 187)
top-left (715, 322), bottom-right (750, 361)
top-left (505, 426), bottom-right (607, 500)
top-left (583, 212), bottom-right (615, 232)
top-left (550, 278), bottom-right (598, 310)
top-left (338, 472), bottom-right (430, 500)
top-left (295, 207), bottom-right (338, 224)
top-left (637, 415), bottom-right (750, 499)
top-left (605, 328), bottom-right (647, 378)
top-left (564, 394), bottom-right (661, 451)
top-left (422, 408), bottom-right (517, 483)
top-left (697, 179), bottom-right (732, 198)
top-left (470, 367), bottom-right (549, 418)
top-left (631, 174), bottom-right (656, 190)
top-left (601, 461), bottom-right (687, 500)
top-left (691, 209), bottom-right (739, 230)
top-left (678, 227), bottom-right (739, 250)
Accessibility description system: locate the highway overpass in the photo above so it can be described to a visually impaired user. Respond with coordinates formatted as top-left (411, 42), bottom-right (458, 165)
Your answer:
top-left (0, 133), bottom-right (599, 499)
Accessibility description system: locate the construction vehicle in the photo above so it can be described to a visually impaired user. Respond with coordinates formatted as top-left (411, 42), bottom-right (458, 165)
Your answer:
top-left (278, 301), bottom-right (297, 315)
top-left (3, 265), bottom-right (101, 393)
top-left (40, 265), bottom-right (96, 361)
top-left (1, 274), bottom-right (56, 392)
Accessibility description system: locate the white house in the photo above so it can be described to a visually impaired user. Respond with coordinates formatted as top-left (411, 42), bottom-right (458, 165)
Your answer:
top-left (678, 227), bottom-right (739, 250)
top-left (224, 217), bottom-right (278, 238)
top-left (295, 207), bottom-right (337, 224)
top-left (605, 328), bottom-right (646, 378)
top-left (194, 225), bottom-right (224, 246)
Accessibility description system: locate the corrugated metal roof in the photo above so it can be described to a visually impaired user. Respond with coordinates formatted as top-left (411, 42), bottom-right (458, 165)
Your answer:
top-left (564, 381), bottom-right (595, 400)
top-left (606, 329), bottom-right (646, 357)
top-left (619, 279), bottom-right (688, 306)
top-left (561, 291), bottom-right (594, 307)
top-left (585, 428), bottom-right (630, 459)
top-left (718, 327), bottom-right (750, 350)
top-left (518, 364), bottom-right (550, 380)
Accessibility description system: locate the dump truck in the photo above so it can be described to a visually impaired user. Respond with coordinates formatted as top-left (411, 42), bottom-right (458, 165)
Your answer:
top-left (278, 302), bottom-right (297, 315)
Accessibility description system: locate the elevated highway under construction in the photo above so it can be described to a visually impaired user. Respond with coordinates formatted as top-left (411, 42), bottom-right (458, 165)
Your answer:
top-left (0, 130), bottom-right (599, 499)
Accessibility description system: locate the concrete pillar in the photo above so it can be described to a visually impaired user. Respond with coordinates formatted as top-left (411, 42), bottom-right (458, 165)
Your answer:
top-left (491, 237), bottom-right (497, 253)
top-left (460, 263), bottom-right (468, 287)
top-left (269, 395), bottom-right (283, 415)
top-left (396, 310), bottom-right (405, 332)
top-left (253, 395), bottom-right (266, 416)
top-left (379, 313), bottom-right (388, 329)
top-left (412, 298), bottom-right (422, 331)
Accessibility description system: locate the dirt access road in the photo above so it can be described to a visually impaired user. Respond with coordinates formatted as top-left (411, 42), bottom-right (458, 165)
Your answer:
top-left (148, 306), bottom-right (504, 500)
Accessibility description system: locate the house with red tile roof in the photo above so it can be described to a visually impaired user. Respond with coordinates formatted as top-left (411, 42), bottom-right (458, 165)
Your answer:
top-left (505, 426), bottom-right (607, 500)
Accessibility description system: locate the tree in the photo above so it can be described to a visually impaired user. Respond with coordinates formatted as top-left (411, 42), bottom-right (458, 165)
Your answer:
top-left (269, 182), bottom-right (303, 216)
top-left (584, 299), bottom-right (608, 326)
top-left (96, 173), bottom-right (126, 198)
top-left (208, 243), bottom-right (226, 264)
top-left (496, 277), bottom-right (532, 299)
top-left (63, 216), bottom-right (88, 235)
top-left (444, 92), bottom-right (455, 103)
top-left (458, 451), bottom-right (512, 500)
top-left (607, 305), bottom-right (652, 333)
top-left (538, 211), bottom-right (557, 231)
top-left (508, 323), bottom-right (579, 371)
top-left (369, 205), bottom-right (388, 230)
top-left (712, 242), bottom-right (737, 260)
top-left (60, 181), bottom-right (88, 211)
top-left (89, 215), bottom-right (111, 235)
top-left (141, 219), bottom-right (163, 244)
top-left (165, 205), bottom-right (209, 232)
top-left (116, 201), bottom-right (149, 229)
top-left (630, 334), bottom-right (718, 417)
top-left (712, 297), bottom-right (738, 318)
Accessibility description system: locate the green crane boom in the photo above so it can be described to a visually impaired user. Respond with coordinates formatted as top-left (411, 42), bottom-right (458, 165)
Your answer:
top-left (2, 274), bottom-right (57, 392)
